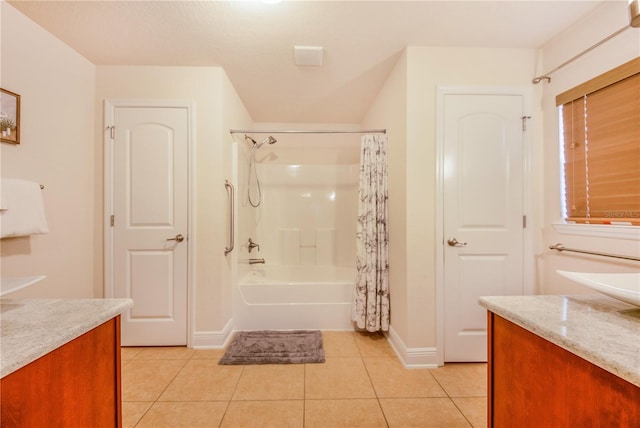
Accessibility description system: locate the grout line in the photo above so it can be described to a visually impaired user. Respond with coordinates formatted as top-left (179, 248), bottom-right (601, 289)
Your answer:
top-left (218, 364), bottom-right (246, 427)
top-left (449, 397), bottom-right (476, 428)
top-left (126, 350), bottom-right (191, 427)
top-left (302, 363), bottom-right (307, 427)
top-left (360, 353), bottom-right (391, 427)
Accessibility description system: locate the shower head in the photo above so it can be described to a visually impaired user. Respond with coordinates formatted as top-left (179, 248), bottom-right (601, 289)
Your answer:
top-left (258, 136), bottom-right (277, 148)
top-left (255, 136), bottom-right (277, 149)
top-left (246, 135), bottom-right (277, 150)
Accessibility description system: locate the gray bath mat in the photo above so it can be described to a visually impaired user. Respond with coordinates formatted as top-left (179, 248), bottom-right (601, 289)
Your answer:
top-left (219, 330), bottom-right (325, 365)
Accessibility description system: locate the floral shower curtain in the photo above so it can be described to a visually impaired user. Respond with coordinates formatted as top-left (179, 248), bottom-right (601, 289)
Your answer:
top-left (352, 133), bottom-right (389, 332)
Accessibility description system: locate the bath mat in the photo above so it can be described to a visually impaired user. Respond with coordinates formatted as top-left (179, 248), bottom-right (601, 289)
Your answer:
top-left (219, 330), bottom-right (325, 365)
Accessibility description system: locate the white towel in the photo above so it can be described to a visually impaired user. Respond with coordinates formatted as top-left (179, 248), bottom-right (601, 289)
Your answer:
top-left (0, 178), bottom-right (49, 238)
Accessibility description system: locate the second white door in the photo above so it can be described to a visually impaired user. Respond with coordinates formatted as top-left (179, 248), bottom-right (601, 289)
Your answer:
top-left (442, 91), bottom-right (526, 362)
top-left (110, 104), bottom-right (189, 346)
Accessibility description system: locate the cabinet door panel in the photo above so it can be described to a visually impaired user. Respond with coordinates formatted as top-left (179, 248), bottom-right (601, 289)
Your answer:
top-left (1, 317), bottom-right (121, 428)
top-left (489, 313), bottom-right (640, 427)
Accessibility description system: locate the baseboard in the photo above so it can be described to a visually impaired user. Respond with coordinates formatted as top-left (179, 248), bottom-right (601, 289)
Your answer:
top-left (191, 318), bottom-right (233, 349)
top-left (189, 320), bottom-right (441, 366)
top-left (386, 325), bottom-right (441, 368)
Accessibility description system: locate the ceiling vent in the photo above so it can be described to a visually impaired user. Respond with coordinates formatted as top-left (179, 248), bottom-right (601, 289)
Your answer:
top-left (294, 46), bottom-right (324, 66)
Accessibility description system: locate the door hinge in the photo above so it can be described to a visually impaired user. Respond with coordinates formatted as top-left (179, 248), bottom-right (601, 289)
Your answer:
top-left (522, 116), bottom-right (531, 132)
top-left (107, 126), bottom-right (115, 139)
top-left (110, 215), bottom-right (115, 227)
top-left (523, 215), bottom-right (527, 228)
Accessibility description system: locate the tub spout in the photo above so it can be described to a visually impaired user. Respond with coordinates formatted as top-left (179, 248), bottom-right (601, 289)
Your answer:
top-left (249, 258), bottom-right (265, 265)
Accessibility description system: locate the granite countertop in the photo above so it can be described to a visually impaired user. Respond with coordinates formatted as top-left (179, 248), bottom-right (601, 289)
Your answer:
top-left (0, 298), bottom-right (133, 378)
top-left (479, 294), bottom-right (640, 388)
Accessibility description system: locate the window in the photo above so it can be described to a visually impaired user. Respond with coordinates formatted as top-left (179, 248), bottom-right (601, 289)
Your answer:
top-left (557, 58), bottom-right (640, 226)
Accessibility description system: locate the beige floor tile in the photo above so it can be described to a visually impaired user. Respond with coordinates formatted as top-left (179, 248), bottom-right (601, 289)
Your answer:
top-left (159, 359), bottom-right (243, 401)
top-left (353, 331), bottom-right (396, 357)
top-left (121, 401), bottom-right (153, 428)
top-left (220, 400), bottom-right (304, 428)
top-left (429, 363), bottom-right (487, 397)
top-left (136, 401), bottom-right (228, 428)
top-left (122, 359), bottom-right (187, 401)
top-left (305, 357), bottom-right (376, 399)
top-left (121, 347), bottom-right (144, 361)
top-left (305, 399), bottom-right (387, 428)
top-left (364, 357), bottom-right (447, 398)
top-left (321, 331), bottom-right (360, 357)
top-left (380, 398), bottom-right (471, 428)
top-left (233, 364), bottom-right (304, 400)
top-left (132, 346), bottom-right (196, 360)
top-left (191, 348), bottom-right (226, 359)
top-left (453, 397), bottom-right (488, 428)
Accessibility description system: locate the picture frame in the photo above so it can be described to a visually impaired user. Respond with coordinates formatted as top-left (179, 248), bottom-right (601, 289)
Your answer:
top-left (1, 88), bottom-right (20, 145)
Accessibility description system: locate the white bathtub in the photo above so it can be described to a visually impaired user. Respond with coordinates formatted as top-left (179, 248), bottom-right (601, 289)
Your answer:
top-left (234, 265), bottom-right (355, 330)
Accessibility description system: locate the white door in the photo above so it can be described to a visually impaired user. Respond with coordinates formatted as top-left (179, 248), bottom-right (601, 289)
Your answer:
top-left (111, 105), bottom-right (189, 346)
top-left (443, 92), bottom-right (525, 362)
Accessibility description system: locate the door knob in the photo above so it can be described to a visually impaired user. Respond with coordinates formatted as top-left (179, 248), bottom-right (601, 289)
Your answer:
top-left (447, 237), bottom-right (467, 247)
top-left (167, 234), bottom-right (184, 243)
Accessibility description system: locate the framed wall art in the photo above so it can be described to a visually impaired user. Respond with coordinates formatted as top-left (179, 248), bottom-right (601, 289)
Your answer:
top-left (1, 88), bottom-right (20, 145)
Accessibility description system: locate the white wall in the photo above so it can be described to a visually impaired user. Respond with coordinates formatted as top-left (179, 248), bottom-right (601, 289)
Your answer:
top-left (218, 72), bottom-right (254, 332)
top-left (540, 1), bottom-right (640, 294)
top-left (363, 47), bottom-right (539, 362)
top-left (406, 47), bottom-right (538, 351)
top-left (0, 2), bottom-right (97, 298)
top-left (95, 66), bottom-right (252, 339)
top-left (361, 51), bottom-right (409, 348)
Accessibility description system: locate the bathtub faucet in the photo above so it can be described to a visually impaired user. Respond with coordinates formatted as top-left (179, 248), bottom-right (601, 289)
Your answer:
top-left (248, 238), bottom-right (260, 253)
top-left (249, 258), bottom-right (265, 265)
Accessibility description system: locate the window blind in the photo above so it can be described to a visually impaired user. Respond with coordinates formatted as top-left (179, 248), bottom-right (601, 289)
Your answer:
top-left (559, 66), bottom-right (640, 225)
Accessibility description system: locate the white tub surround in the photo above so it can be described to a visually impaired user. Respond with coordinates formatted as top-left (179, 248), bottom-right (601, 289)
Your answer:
top-left (1, 298), bottom-right (132, 377)
top-left (480, 294), bottom-right (640, 426)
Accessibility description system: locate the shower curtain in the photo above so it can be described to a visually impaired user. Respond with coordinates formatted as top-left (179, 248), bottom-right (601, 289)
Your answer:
top-left (352, 134), bottom-right (390, 332)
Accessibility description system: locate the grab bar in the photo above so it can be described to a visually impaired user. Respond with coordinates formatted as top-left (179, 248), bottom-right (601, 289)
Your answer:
top-left (224, 180), bottom-right (234, 255)
top-left (549, 243), bottom-right (640, 262)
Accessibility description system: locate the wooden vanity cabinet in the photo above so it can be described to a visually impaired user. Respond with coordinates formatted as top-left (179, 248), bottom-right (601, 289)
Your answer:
top-left (1, 316), bottom-right (123, 428)
top-left (487, 312), bottom-right (640, 427)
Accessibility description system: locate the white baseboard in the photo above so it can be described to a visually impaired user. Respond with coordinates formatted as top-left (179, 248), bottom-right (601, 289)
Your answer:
top-left (190, 320), bottom-right (441, 367)
top-left (386, 325), bottom-right (441, 368)
top-left (191, 318), bottom-right (233, 349)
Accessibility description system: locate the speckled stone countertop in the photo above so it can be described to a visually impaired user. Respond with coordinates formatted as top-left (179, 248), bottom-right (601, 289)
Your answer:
top-left (0, 298), bottom-right (133, 378)
top-left (479, 295), bottom-right (640, 388)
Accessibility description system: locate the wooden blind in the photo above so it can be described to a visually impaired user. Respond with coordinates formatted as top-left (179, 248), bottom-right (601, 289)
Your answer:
top-left (560, 73), bottom-right (640, 225)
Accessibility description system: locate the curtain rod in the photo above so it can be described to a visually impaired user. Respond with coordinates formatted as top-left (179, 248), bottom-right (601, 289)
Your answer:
top-left (532, 24), bottom-right (630, 84)
top-left (230, 129), bottom-right (386, 135)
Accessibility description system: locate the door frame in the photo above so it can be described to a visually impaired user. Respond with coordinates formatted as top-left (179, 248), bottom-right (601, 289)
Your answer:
top-left (435, 86), bottom-right (535, 365)
top-left (103, 98), bottom-right (196, 347)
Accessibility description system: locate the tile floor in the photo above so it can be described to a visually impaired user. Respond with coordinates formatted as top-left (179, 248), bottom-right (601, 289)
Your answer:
top-left (121, 331), bottom-right (487, 428)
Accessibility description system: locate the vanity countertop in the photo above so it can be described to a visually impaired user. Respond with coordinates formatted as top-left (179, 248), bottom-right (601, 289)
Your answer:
top-left (479, 294), bottom-right (640, 388)
top-left (1, 298), bottom-right (133, 378)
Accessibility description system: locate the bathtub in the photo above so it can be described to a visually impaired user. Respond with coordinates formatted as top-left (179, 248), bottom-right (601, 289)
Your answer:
top-left (233, 265), bottom-right (355, 330)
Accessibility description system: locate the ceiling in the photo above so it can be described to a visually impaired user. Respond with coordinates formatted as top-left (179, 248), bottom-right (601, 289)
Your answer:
top-left (8, 0), bottom-right (605, 123)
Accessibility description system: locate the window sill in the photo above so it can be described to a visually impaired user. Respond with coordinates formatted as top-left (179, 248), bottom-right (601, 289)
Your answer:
top-left (552, 223), bottom-right (640, 241)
